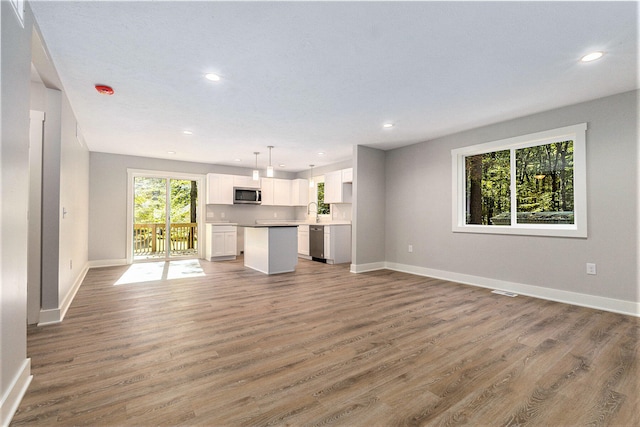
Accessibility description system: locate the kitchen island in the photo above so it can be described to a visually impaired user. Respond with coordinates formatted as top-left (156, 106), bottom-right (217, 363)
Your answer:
top-left (243, 225), bottom-right (298, 274)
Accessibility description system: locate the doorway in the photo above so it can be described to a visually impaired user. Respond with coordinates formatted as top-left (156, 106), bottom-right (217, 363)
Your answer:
top-left (127, 170), bottom-right (204, 262)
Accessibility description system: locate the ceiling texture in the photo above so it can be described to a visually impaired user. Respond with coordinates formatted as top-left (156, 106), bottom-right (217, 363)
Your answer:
top-left (29, 1), bottom-right (638, 173)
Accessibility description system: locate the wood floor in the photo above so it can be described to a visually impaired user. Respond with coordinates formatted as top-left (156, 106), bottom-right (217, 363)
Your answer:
top-left (11, 257), bottom-right (639, 426)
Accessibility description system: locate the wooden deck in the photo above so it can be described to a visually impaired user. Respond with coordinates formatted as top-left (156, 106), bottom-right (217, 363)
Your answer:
top-left (11, 257), bottom-right (639, 426)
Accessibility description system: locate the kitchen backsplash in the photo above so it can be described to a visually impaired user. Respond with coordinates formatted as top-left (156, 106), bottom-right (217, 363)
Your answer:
top-left (206, 203), bottom-right (352, 224)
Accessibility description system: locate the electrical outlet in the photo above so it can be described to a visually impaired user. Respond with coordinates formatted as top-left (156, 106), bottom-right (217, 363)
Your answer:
top-left (274, 212), bottom-right (278, 218)
top-left (221, 212), bottom-right (225, 219)
top-left (69, 259), bottom-right (73, 270)
top-left (586, 263), bottom-right (597, 275)
top-left (408, 245), bottom-right (413, 253)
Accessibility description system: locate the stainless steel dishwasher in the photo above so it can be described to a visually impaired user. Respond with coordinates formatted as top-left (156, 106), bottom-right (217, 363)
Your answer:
top-left (309, 225), bottom-right (325, 262)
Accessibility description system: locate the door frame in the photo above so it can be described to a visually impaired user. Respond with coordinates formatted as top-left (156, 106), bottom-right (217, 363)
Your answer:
top-left (126, 169), bottom-right (205, 263)
top-left (27, 110), bottom-right (45, 324)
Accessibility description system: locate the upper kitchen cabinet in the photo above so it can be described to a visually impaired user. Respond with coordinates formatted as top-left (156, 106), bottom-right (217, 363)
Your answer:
top-left (261, 178), bottom-right (291, 206)
top-left (291, 179), bottom-right (309, 206)
top-left (342, 168), bottom-right (353, 183)
top-left (324, 169), bottom-right (353, 204)
top-left (206, 173), bottom-right (234, 204)
top-left (233, 175), bottom-right (261, 189)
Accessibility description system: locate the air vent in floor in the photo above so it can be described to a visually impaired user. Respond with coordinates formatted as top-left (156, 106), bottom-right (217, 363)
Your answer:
top-left (491, 289), bottom-right (518, 297)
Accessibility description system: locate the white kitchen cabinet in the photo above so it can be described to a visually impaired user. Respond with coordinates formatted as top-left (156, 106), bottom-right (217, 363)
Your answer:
top-left (291, 179), bottom-right (309, 206)
top-left (233, 175), bottom-right (260, 189)
top-left (260, 177), bottom-right (274, 205)
top-left (206, 173), bottom-right (234, 205)
top-left (323, 225), bottom-right (351, 264)
top-left (261, 178), bottom-right (291, 206)
top-left (205, 224), bottom-right (237, 260)
top-left (274, 179), bottom-right (291, 206)
top-left (324, 170), bottom-right (352, 204)
top-left (342, 168), bottom-right (353, 183)
top-left (297, 224), bottom-right (310, 256)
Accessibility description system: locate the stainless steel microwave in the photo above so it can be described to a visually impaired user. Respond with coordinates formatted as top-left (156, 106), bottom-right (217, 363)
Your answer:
top-left (233, 187), bottom-right (261, 204)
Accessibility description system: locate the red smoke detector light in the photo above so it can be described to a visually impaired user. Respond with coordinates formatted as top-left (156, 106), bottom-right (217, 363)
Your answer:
top-left (95, 85), bottom-right (114, 95)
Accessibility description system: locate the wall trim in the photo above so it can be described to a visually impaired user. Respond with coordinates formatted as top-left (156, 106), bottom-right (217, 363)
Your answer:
top-left (88, 258), bottom-right (128, 268)
top-left (38, 262), bottom-right (90, 326)
top-left (350, 262), bottom-right (386, 273)
top-left (59, 262), bottom-right (89, 321)
top-left (38, 308), bottom-right (61, 326)
top-left (0, 358), bottom-right (32, 427)
top-left (384, 262), bottom-right (639, 317)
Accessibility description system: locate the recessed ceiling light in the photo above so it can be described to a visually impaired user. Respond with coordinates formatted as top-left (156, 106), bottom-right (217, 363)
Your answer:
top-left (167, 151), bottom-right (176, 154)
top-left (234, 158), bottom-right (242, 162)
top-left (580, 51), bottom-right (604, 62)
top-left (183, 130), bottom-right (193, 135)
top-left (383, 123), bottom-right (394, 128)
top-left (205, 73), bottom-right (221, 81)
top-left (317, 152), bottom-right (325, 156)
top-left (279, 164), bottom-right (286, 168)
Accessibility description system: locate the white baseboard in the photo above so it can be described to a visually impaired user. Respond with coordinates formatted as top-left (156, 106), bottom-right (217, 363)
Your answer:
top-left (37, 308), bottom-right (62, 326)
top-left (384, 262), bottom-right (639, 317)
top-left (88, 258), bottom-right (128, 268)
top-left (60, 262), bottom-right (89, 321)
top-left (38, 262), bottom-right (90, 326)
top-left (350, 262), bottom-right (386, 273)
top-left (0, 358), bottom-right (32, 427)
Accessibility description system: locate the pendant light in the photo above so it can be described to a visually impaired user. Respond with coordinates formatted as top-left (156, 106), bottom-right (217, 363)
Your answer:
top-left (309, 164), bottom-right (315, 188)
top-left (267, 146), bottom-right (274, 177)
top-left (252, 152), bottom-right (260, 181)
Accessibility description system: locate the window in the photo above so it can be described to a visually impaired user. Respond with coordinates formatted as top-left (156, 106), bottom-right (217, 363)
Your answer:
top-left (317, 182), bottom-right (330, 214)
top-left (452, 123), bottom-right (587, 238)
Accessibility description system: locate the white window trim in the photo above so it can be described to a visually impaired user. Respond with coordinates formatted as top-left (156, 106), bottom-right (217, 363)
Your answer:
top-left (451, 123), bottom-right (587, 238)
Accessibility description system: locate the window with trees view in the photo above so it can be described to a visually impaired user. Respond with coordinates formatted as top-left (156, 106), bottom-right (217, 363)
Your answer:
top-left (452, 123), bottom-right (587, 238)
top-left (317, 182), bottom-right (330, 215)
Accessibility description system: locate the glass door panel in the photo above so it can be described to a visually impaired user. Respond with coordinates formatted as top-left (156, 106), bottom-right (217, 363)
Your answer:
top-left (168, 179), bottom-right (198, 258)
top-left (133, 177), bottom-right (168, 260)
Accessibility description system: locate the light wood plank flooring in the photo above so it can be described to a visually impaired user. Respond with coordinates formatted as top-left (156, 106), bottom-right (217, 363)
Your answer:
top-left (11, 257), bottom-right (639, 426)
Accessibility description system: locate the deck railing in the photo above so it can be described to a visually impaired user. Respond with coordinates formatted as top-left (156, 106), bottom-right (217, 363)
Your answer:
top-left (133, 223), bottom-right (197, 257)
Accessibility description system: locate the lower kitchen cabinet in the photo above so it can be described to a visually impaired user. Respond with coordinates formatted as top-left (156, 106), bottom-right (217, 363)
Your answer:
top-left (297, 225), bottom-right (310, 257)
top-left (205, 224), bottom-right (237, 261)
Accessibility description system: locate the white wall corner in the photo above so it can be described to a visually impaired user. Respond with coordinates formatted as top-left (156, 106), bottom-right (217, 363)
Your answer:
top-left (0, 358), bottom-right (32, 427)
top-left (384, 262), bottom-right (640, 318)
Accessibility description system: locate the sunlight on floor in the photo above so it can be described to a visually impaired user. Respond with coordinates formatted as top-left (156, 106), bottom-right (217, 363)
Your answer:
top-left (114, 259), bottom-right (205, 285)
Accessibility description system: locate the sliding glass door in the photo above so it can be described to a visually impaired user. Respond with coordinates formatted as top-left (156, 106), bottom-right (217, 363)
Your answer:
top-left (129, 171), bottom-right (203, 262)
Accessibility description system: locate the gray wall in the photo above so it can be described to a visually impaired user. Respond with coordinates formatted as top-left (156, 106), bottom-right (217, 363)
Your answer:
top-left (352, 145), bottom-right (386, 266)
top-left (385, 90), bottom-right (638, 303)
top-left (1, 0), bottom-right (32, 423)
top-left (58, 92), bottom-right (90, 305)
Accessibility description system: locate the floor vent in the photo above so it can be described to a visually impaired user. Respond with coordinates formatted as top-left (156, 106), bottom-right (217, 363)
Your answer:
top-left (491, 289), bottom-right (518, 297)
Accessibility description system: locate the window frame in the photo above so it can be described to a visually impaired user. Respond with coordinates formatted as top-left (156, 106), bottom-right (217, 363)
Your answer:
top-left (311, 175), bottom-right (331, 218)
top-left (451, 123), bottom-right (587, 238)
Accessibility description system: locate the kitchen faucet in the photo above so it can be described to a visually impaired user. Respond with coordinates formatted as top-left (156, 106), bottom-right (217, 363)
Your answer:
top-left (307, 202), bottom-right (319, 223)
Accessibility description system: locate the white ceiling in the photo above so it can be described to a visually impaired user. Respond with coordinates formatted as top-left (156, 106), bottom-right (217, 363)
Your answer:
top-left (30, 1), bottom-right (638, 173)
